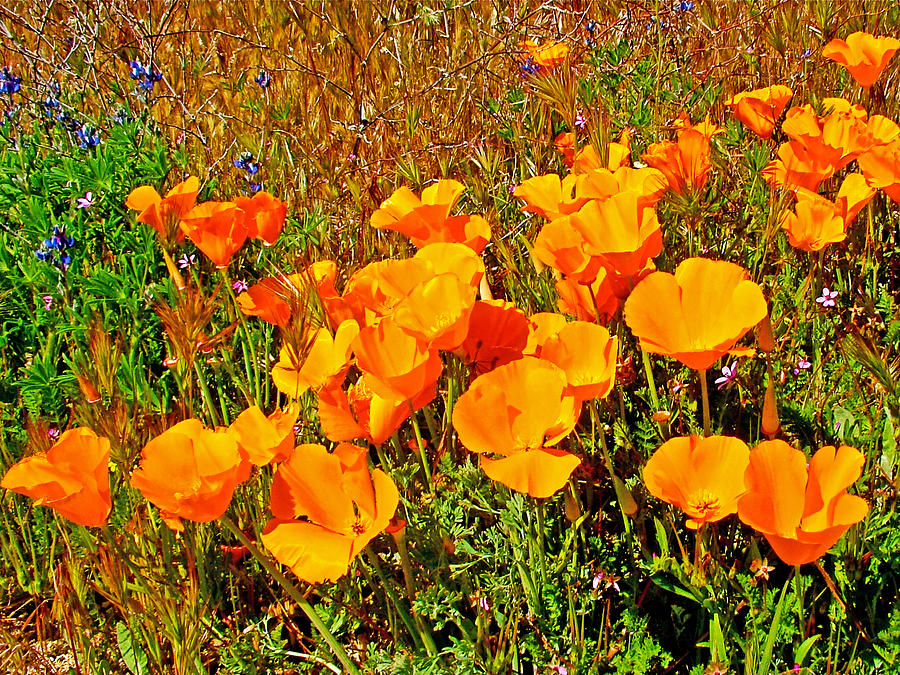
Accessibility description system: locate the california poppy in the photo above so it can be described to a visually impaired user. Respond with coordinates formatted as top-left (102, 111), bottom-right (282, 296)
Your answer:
top-left (624, 258), bottom-right (768, 371)
top-left (555, 131), bottom-right (576, 167)
top-left (570, 191), bottom-right (663, 279)
top-left (554, 274), bottom-right (620, 323)
top-left (237, 277), bottom-right (293, 325)
top-left (737, 441), bottom-right (868, 565)
top-left (533, 215), bottom-right (604, 284)
top-left (643, 435), bottom-right (750, 529)
top-left (540, 321), bottom-right (618, 404)
top-left (725, 85), bottom-right (793, 139)
top-left (180, 201), bottom-right (249, 268)
top-left (317, 375), bottom-right (437, 446)
top-left (371, 179), bottom-right (490, 253)
top-left (1, 427), bottom-right (111, 527)
top-left (453, 357), bottom-right (580, 498)
top-left (227, 405), bottom-right (297, 465)
top-left (570, 129), bottom-right (632, 174)
top-left (514, 174), bottom-right (588, 221)
top-left (272, 319), bottom-right (359, 398)
top-left (352, 317), bottom-right (442, 404)
top-left (457, 300), bottom-right (530, 375)
top-left (780, 190), bottom-right (847, 252)
top-left (130, 419), bottom-right (251, 529)
top-left (641, 127), bottom-right (713, 196)
top-left (762, 140), bottom-right (839, 192)
top-left (342, 258), bottom-right (433, 327)
top-left (234, 191), bottom-right (287, 245)
top-left (520, 39), bottom-right (569, 72)
top-left (260, 443), bottom-right (399, 583)
top-left (858, 138), bottom-right (900, 203)
top-left (392, 272), bottom-right (476, 351)
top-left (126, 176), bottom-right (200, 244)
top-left (822, 32), bottom-right (900, 88)
top-left (523, 312), bottom-right (569, 358)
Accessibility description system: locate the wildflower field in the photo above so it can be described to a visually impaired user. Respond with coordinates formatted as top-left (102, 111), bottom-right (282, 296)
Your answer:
top-left (2, 1), bottom-right (900, 673)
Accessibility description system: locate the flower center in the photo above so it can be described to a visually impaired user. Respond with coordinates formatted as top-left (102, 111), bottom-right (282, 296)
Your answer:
top-left (687, 488), bottom-right (721, 520)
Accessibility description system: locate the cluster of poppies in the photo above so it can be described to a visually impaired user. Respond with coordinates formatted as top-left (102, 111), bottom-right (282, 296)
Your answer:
top-left (4, 30), bottom-right (891, 587)
top-left (125, 175), bottom-right (287, 268)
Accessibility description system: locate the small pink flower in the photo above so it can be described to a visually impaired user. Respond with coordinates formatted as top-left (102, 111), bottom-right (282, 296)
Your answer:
top-left (592, 571), bottom-right (604, 590)
top-left (714, 362), bottom-right (738, 390)
top-left (792, 357), bottom-right (811, 375)
top-left (475, 595), bottom-right (490, 611)
top-left (76, 191), bottom-right (93, 209)
top-left (232, 280), bottom-right (249, 294)
top-left (42, 295), bottom-right (53, 311)
top-left (816, 287), bottom-right (838, 308)
top-left (552, 667), bottom-right (569, 675)
top-left (177, 253), bottom-right (196, 269)
top-left (47, 427), bottom-right (60, 441)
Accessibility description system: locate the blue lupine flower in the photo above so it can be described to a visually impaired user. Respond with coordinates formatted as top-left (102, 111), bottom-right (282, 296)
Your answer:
top-left (129, 59), bottom-right (163, 90)
top-left (0, 67), bottom-right (21, 94)
top-left (521, 57), bottom-right (541, 75)
top-left (254, 69), bottom-right (272, 88)
top-left (76, 124), bottom-right (101, 149)
top-left (248, 182), bottom-right (263, 194)
top-left (34, 226), bottom-right (76, 270)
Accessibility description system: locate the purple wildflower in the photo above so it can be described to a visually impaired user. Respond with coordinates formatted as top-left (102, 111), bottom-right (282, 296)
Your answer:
top-left (714, 362), bottom-right (738, 390)
top-left (76, 191), bottom-right (93, 209)
top-left (792, 357), bottom-right (812, 375)
top-left (232, 279), bottom-right (249, 294)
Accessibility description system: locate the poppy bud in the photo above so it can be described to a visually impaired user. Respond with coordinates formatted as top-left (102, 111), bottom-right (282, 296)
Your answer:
top-left (613, 476), bottom-right (638, 518)
top-left (757, 315), bottom-right (776, 353)
top-left (564, 489), bottom-right (581, 522)
top-left (762, 376), bottom-right (780, 438)
top-left (652, 410), bottom-right (671, 424)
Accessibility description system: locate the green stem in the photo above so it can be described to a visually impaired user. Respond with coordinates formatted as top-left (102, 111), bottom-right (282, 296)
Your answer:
top-left (391, 535), bottom-right (440, 657)
top-left (408, 402), bottom-right (433, 489)
top-left (363, 546), bottom-right (426, 652)
top-left (699, 368), bottom-right (711, 437)
top-left (194, 362), bottom-right (221, 427)
top-left (221, 269), bottom-right (261, 404)
top-left (219, 516), bottom-right (362, 675)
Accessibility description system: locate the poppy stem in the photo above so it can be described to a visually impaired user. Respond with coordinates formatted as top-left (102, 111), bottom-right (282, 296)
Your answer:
top-left (407, 401), bottom-right (433, 490)
top-left (699, 369), bottom-right (711, 437)
top-left (219, 515), bottom-right (363, 675)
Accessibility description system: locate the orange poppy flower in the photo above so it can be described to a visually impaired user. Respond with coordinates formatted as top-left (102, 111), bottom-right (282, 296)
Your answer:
top-left (414, 242), bottom-right (485, 289)
top-left (453, 357), bottom-right (580, 497)
top-left (822, 32), bottom-right (900, 88)
top-left (371, 179), bottom-right (490, 253)
top-left (533, 215), bottom-right (603, 284)
top-left (317, 375), bottom-right (436, 446)
top-left (392, 272), bottom-right (476, 351)
top-left (342, 258), bottom-right (432, 327)
top-left (643, 435), bottom-right (750, 529)
top-left (180, 201), bottom-right (249, 268)
top-left (779, 103), bottom-right (874, 171)
top-left (125, 176), bottom-right (200, 244)
top-left (457, 300), bottom-right (530, 375)
top-left (272, 319), bottom-right (359, 398)
top-left (858, 138), bottom-right (900, 203)
top-left (737, 441), bottom-right (868, 565)
top-left (570, 130), bottom-right (632, 174)
top-left (540, 321), bottom-right (618, 403)
top-left (130, 419), bottom-right (251, 529)
top-left (555, 131), bottom-right (576, 167)
top-left (835, 173), bottom-right (877, 223)
top-left (1, 427), bottom-right (111, 527)
top-left (514, 174), bottom-right (588, 221)
top-left (554, 274), bottom-right (620, 323)
top-left (227, 405), bottom-right (297, 465)
top-left (520, 39), bottom-right (569, 72)
top-left (725, 85), bottom-right (793, 139)
top-left (237, 277), bottom-right (293, 325)
top-left (762, 140), bottom-right (838, 192)
top-left (624, 258), bottom-right (767, 371)
top-left (352, 317), bottom-right (442, 403)
top-left (234, 191), bottom-right (287, 245)
top-left (641, 128), bottom-right (713, 196)
top-left (780, 190), bottom-right (847, 252)
top-left (523, 312), bottom-right (569, 357)
top-left (866, 114), bottom-right (900, 146)
top-left (261, 443), bottom-right (399, 584)
top-left (570, 191), bottom-right (663, 278)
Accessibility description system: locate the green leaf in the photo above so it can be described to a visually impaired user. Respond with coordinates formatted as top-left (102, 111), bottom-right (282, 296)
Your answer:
top-left (116, 622), bottom-right (149, 675)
